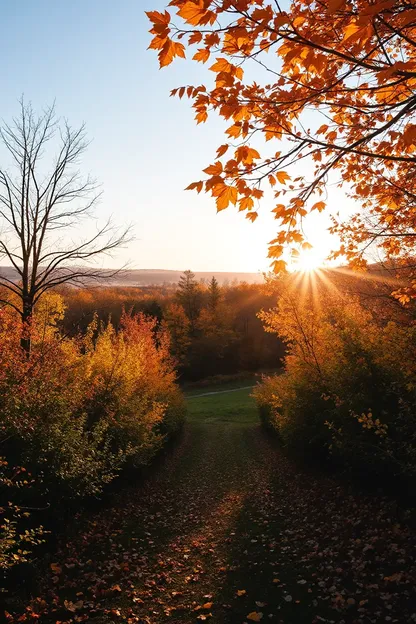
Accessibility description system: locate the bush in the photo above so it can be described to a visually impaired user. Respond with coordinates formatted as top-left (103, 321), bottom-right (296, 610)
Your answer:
top-left (254, 284), bottom-right (416, 487)
top-left (0, 301), bottom-right (186, 573)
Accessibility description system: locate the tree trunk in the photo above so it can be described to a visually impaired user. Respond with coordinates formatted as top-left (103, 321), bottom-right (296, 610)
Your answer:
top-left (20, 298), bottom-right (33, 356)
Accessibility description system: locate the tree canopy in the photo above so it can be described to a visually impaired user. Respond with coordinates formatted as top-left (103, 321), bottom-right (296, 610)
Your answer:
top-left (147, 0), bottom-right (416, 278)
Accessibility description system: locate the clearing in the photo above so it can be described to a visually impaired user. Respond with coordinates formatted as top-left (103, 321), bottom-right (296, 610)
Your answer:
top-left (6, 383), bottom-right (416, 623)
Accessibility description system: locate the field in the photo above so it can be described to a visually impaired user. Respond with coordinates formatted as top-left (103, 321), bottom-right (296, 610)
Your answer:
top-left (186, 383), bottom-right (258, 426)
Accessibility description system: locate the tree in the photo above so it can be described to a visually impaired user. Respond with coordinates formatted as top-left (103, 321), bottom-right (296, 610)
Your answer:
top-left (163, 302), bottom-right (191, 367)
top-left (0, 100), bottom-right (129, 353)
top-left (176, 270), bottom-right (202, 333)
top-left (147, 1), bottom-right (416, 273)
top-left (207, 275), bottom-right (221, 312)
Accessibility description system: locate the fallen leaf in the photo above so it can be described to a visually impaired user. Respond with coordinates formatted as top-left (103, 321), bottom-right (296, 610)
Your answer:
top-left (247, 612), bottom-right (263, 622)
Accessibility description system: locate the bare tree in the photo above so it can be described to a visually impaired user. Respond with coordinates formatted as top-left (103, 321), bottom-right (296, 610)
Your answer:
top-left (0, 99), bottom-right (130, 353)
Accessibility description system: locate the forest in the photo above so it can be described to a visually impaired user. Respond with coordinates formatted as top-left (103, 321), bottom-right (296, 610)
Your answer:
top-left (2, 0), bottom-right (416, 621)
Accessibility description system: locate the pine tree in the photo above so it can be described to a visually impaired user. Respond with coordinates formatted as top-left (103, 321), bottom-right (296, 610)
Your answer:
top-left (176, 270), bottom-right (202, 334)
top-left (208, 276), bottom-right (221, 313)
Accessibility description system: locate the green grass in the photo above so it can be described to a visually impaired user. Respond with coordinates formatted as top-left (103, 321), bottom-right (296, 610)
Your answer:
top-left (186, 385), bottom-right (258, 426)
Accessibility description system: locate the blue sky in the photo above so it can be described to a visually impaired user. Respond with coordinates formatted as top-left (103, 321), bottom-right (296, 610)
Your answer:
top-left (1, 0), bottom-right (345, 272)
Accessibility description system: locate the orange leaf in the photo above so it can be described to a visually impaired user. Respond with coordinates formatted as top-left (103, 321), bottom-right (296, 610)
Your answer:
top-left (213, 184), bottom-right (238, 211)
top-left (246, 211), bottom-right (258, 222)
top-left (193, 48), bottom-right (210, 63)
top-left (146, 10), bottom-right (170, 26)
top-left (312, 201), bottom-right (326, 212)
top-left (247, 611), bottom-right (263, 621)
top-left (403, 124), bottom-right (416, 147)
top-left (226, 124), bottom-right (242, 139)
top-left (203, 161), bottom-right (223, 176)
top-left (185, 181), bottom-right (204, 193)
top-left (343, 22), bottom-right (362, 42)
top-left (271, 260), bottom-right (287, 273)
top-left (268, 244), bottom-right (284, 258)
top-left (178, 1), bottom-right (206, 25)
top-left (276, 171), bottom-right (291, 184)
top-left (210, 57), bottom-right (233, 73)
top-left (159, 39), bottom-right (186, 67)
top-left (216, 144), bottom-right (229, 157)
top-left (195, 109), bottom-right (208, 124)
top-left (317, 124), bottom-right (329, 135)
top-left (328, 0), bottom-right (345, 13)
top-left (188, 31), bottom-right (202, 45)
top-left (239, 196), bottom-right (254, 211)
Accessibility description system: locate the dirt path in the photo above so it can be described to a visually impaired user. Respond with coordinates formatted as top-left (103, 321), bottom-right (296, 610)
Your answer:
top-left (7, 403), bottom-right (416, 623)
top-left (186, 386), bottom-right (255, 398)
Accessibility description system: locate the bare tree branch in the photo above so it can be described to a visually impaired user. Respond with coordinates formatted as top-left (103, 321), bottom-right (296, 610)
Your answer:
top-left (0, 99), bottom-right (132, 353)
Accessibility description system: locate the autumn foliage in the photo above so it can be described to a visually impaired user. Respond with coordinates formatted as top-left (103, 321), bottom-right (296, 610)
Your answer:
top-left (0, 298), bottom-right (185, 573)
top-left (254, 276), bottom-right (416, 486)
top-left (148, 1), bottom-right (416, 282)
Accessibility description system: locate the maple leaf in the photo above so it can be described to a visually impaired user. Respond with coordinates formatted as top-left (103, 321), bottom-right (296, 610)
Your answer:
top-left (239, 197), bottom-right (254, 211)
top-left (145, 10), bottom-right (170, 25)
top-left (236, 589), bottom-right (247, 596)
top-left (210, 57), bottom-right (232, 73)
top-left (312, 201), bottom-right (326, 212)
top-left (246, 211), bottom-right (258, 222)
top-left (185, 181), bottom-right (204, 193)
top-left (276, 171), bottom-right (291, 184)
top-left (159, 39), bottom-right (186, 67)
top-left (195, 109), bottom-right (208, 124)
top-left (178, 1), bottom-right (206, 25)
top-left (193, 48), bottom-right (210, 63)
top-left (203, 162), bottom-right (223, 176)
top-left (226, 124), bottom-right (242, 139)
top-left (188, 31), bottom-right (202, 45)
top-left (216, 144), bottom-right (229, 157)
top-left (212, 184), bottom-right (238, 211)
top-left (268, 244), bottom-right (284, 258)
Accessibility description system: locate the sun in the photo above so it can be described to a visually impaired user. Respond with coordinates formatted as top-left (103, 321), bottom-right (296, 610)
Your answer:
top-left (294, 247), bottom-right (325, 272)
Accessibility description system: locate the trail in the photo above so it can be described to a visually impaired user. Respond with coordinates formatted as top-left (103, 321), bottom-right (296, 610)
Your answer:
top-left (186, 385), bottom-right (255, 398)
top-left (8, 393), bottom-right (416, 623)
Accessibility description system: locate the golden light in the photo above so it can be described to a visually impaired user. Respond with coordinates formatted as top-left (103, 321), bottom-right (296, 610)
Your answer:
top-left (293, 247), bottom-right (325, 273)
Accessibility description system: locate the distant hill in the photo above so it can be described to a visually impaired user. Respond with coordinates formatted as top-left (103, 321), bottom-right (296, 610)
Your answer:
top-left (114, 269), bottom-right (264, 286)
top-left (0, 266), bottom-right (264, 287)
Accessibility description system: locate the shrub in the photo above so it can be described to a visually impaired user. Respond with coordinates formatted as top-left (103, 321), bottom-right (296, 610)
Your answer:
top-left (254, 283), bottom-right (416, 486)
top-left (0, 302), bottom-right (185, 572)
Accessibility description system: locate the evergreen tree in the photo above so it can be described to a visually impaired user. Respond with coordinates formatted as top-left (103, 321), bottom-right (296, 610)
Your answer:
top-left (176, 270), bottom-right (202, 334)
top-left (208, 276), bottom-right (221, 312)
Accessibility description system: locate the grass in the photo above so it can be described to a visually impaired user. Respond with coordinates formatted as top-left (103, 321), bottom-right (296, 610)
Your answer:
top-left (184, 376), bottom-right (258, 397)
top-left (186, 385), bottom-right (258, 426)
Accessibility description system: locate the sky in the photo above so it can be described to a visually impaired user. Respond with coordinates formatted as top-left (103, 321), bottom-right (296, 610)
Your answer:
top-left (0, 0), bottom-right (353, 273)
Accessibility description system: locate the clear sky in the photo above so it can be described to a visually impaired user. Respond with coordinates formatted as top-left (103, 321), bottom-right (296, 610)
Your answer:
top-left (1, 0), bottom-right (350, 273)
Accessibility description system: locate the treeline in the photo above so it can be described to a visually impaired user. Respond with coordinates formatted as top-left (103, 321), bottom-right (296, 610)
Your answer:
top-left (59, 271), bottom-right (286, 380)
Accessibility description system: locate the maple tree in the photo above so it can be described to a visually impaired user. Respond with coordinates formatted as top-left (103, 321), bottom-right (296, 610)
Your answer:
top-left (147, 1), bottom-right (416, 273)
